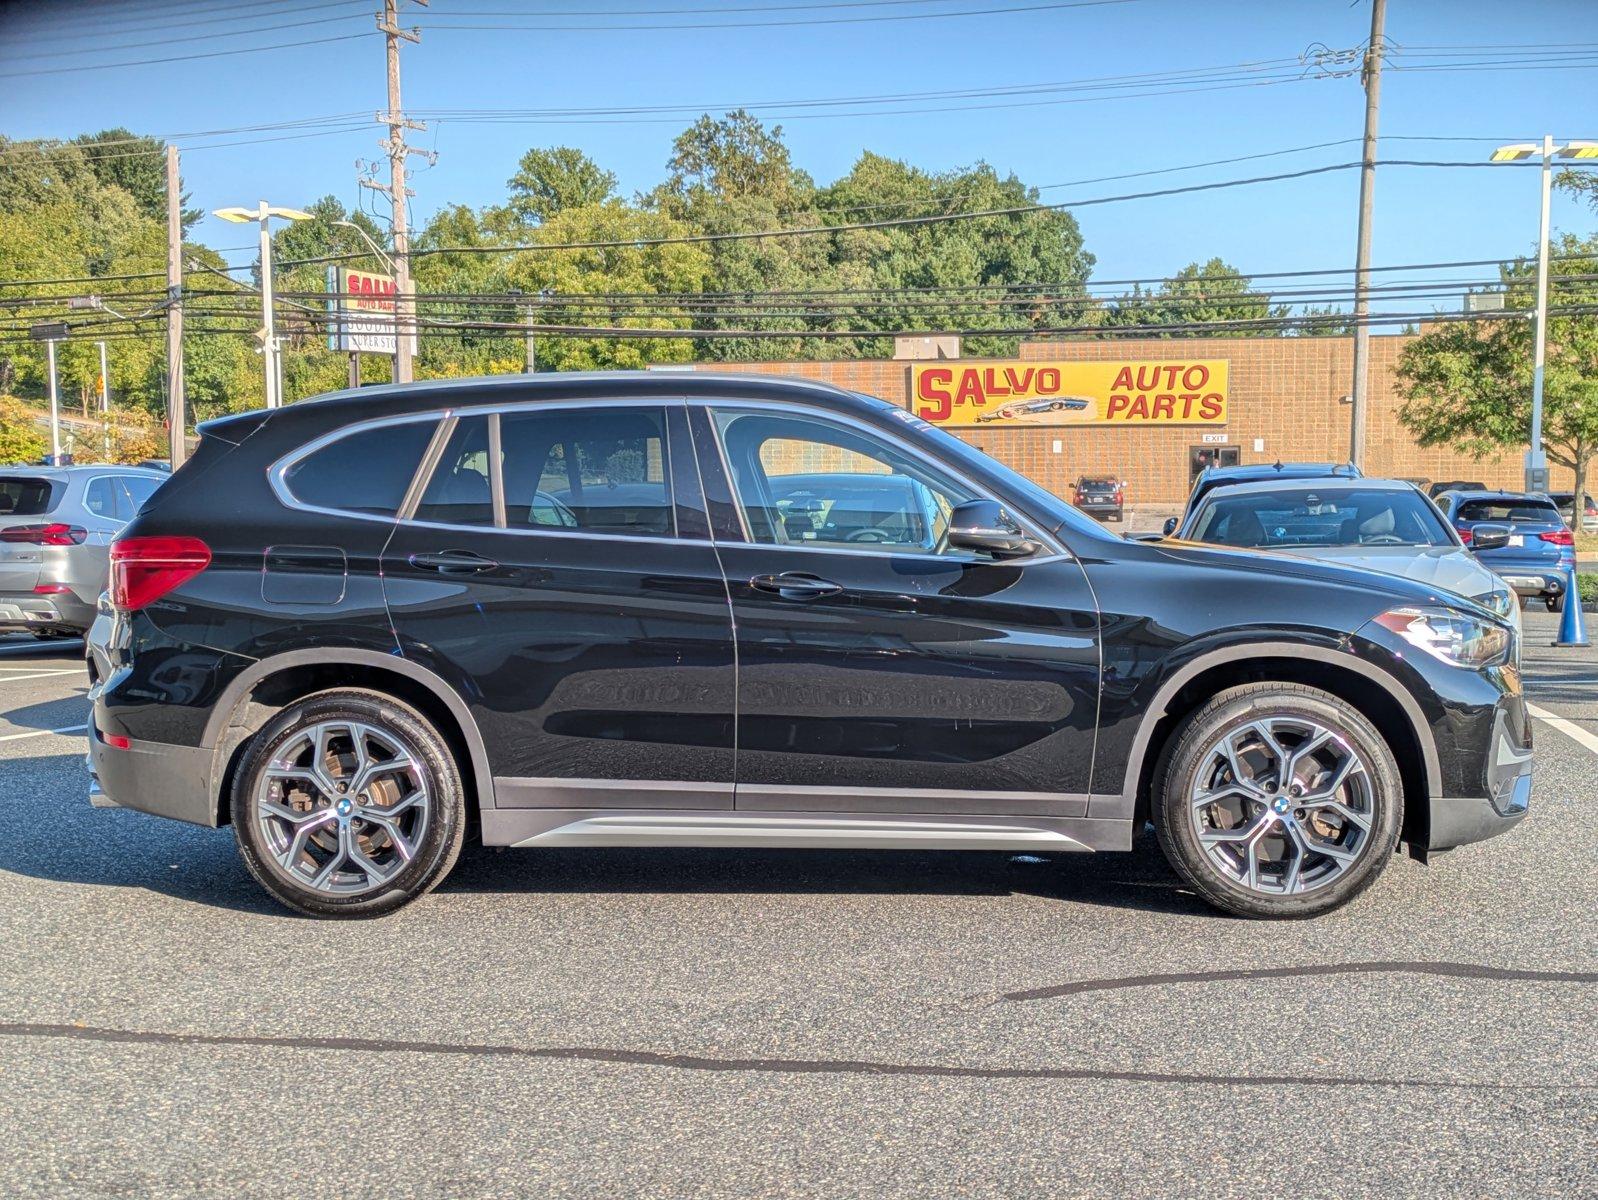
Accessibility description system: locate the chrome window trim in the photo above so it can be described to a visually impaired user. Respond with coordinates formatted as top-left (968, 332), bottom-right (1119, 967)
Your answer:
top-left (397, 414), bottom-right (460, 521)
top-left (265, 393), bottom-right (1070, 564)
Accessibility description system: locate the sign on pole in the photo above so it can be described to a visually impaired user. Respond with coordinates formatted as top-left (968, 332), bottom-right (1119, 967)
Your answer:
top-left (326, 265), bottom-right (415, 355)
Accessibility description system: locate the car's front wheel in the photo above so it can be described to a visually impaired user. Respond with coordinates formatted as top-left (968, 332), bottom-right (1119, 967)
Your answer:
top-left (1153, 683), bottom-right (1402, 918)
top-left (232, 690), bottom-right (466, 918)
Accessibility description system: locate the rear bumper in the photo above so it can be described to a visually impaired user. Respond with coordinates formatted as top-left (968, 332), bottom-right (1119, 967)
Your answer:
top-left (1489, 566), bottom-right (1568, 597)
top-left (0, 591), bottom-right (96, 632)
top-left (85, 723), bottom-right (217, 826)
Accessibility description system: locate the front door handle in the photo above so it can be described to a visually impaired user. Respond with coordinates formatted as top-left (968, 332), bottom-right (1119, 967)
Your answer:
top-left (409, 549), bottom-right (499, 575)
top-left (749, 571), bottom-right (842, 600)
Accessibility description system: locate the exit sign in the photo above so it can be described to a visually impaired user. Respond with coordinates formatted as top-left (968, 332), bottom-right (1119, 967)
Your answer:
top-left (1201, 433), bottom-right (1229, 444)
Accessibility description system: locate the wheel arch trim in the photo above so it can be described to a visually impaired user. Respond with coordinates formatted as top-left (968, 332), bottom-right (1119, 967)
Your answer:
top-left (201, 648), bottom-right (496, 814)
top-left (1106, 641), bottom-right (1441, 819)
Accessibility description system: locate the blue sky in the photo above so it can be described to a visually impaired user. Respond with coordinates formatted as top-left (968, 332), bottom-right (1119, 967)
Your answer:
top-left (3, 0), bottom-right (1595, 310)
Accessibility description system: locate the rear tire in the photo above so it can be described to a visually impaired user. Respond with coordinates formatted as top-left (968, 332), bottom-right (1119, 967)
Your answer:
top-left (1547, 594), bottom-right (1564, 613)
top-left (232, 689), bottom-right (466, 918)
top-left (1152, 683), bottom-right (1402, 919)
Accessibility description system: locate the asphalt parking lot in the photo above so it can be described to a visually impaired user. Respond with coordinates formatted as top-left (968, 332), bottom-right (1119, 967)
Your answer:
top-left (1, 618), bottom-right (1594, 1199)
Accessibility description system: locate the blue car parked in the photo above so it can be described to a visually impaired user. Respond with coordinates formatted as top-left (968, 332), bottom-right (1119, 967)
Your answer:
top-left (1434, 490), bottom-right (1576, 611)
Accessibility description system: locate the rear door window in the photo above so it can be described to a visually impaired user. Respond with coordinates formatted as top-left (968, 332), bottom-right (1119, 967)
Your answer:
top-left (282, 419), bottom-right (437, 516)
top-left (414, 416), bottom-right (494, 527)
top-left (499, 406), bottom-right (674, 537)
top-left (0, 477), bottom-right (58, 517)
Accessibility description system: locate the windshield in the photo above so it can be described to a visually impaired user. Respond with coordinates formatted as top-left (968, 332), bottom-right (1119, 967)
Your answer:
top-left (1457, 499), bottom-right (1562, 525)
top-left (1189, 487), bottom-right (1454, 549)
top-left (0, 476), bottom-right (59, 517)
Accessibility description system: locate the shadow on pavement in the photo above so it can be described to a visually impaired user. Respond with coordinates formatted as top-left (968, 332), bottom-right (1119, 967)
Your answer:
top-left (0, 751), bottom-right (1205, 918)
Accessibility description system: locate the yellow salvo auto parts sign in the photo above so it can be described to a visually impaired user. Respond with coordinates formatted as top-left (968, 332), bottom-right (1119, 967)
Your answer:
top-left (912, 360), bottom-right (1228, 427)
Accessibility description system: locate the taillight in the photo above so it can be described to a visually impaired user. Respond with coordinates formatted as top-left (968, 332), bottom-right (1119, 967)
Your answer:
top-left (1539, 530), bottom-right (1575, 546)
top-left (1457, 527), bottom-right (1473, 544)
top-left (109, 535), bottom-right (211, 612)
top-left (1, 523), bottom-right (86, 546)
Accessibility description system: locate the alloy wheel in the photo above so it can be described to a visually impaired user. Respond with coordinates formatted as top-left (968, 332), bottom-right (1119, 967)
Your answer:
top-left (253, 719), bottom-right (431, 897)
top-left (1188, 716), bottom-right (1374, 896)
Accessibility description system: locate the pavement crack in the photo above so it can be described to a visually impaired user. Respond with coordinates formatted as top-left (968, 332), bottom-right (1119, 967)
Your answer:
top-left (0, 1021), bottom-right (1590, 1092)
top-left (1000, 960), bottom-right (1598, 1002)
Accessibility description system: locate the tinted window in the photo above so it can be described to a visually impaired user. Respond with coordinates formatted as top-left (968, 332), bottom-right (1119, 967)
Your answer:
top-left (713, 409), bottom-right (974, 552)
top-left (120, 475), bottom-right (161, 513)
top-left (1457, 499), bottom-right (1562, 524)
top-left (84, 477), bottom-right (122, 519)
top-left (414, 416), bottom-right (493, 527)
top-left (1190, 487), bottom-right (1453, 549)
top-left (0, 477), bottom-right (57, 517)
top-left (284, 420), bottom-right (435, 516)
top-left (500, 406), bottom-right (672, 537)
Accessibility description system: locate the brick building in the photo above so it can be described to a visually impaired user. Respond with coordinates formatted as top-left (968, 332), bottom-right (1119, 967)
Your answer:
top-left (685, 334), bottom-right (1544, 505)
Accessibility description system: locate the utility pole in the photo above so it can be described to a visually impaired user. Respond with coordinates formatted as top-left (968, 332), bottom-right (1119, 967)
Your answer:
top-left (165, 144), bottom-right (187, 468)
top-left (1347, 0), bottom-right (1386, 469)
top-left (368, 0), bottom-right (428, 385)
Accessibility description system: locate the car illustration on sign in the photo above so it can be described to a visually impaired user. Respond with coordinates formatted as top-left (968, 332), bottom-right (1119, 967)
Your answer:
top-left (975, 396), bottom-right (1093, 422)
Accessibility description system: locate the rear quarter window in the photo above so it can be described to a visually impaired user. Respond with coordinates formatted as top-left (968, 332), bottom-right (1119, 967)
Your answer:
top-left (282, 420), bottom-right (437, 516)
top-left (0, 477), bottom-right (58, 517)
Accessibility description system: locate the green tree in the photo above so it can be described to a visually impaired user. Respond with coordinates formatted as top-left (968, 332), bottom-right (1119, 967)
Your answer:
top-left (659, 109), bottom-right (813, 212)
top-left (504, 201), bottom-right (711, 371)
top-left (1107, 258), bottom-right (1287, 336)
top-left (505, 147), bottom-right (617, 225)
top-left (0, 396), bottom-right (47, 465)
top-left (1397, 234), bottom-right (1598, 509)
top-left (73, 128), bottom-right (200, 229)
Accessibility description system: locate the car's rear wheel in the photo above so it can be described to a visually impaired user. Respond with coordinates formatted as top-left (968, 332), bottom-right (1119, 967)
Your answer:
top-left (1153, 683), bottom-right (1402, 918)
top-left (232, 690), bottom-right (466, 918)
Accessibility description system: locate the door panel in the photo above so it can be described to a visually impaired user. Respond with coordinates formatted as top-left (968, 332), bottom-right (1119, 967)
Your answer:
top-left (382, 402), bottom-right (736, 806)
top-left (696, 403), bottom-right (1100, 814)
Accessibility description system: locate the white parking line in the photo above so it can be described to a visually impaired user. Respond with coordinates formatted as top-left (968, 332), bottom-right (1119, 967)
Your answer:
top-left (0, 670), bottom-right (84, 683)
top-left (1527, 702), bottom-right (1598, 758)
top-left (0, 724), bottom-right (87, 744)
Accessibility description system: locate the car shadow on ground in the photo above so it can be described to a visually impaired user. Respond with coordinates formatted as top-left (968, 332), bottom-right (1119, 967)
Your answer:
top-left (0, 691), bottom-right (90, 734)
top-left (1, 755), bottom-right (1207, 918)
top-left (0, 634), bottom-right (84, 660)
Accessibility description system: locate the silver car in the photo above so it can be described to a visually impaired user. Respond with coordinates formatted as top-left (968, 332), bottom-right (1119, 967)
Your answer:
top-left (0, 466), bottom-right (167, 637)
top-left (1173, 477), bottom-right (1521, 632)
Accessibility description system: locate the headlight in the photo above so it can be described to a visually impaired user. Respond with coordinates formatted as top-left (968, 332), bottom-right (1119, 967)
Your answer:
top-left (1372, 606), bottom-right (1513, 668)
top-left (1474, 586), bottom-right (1517, 620)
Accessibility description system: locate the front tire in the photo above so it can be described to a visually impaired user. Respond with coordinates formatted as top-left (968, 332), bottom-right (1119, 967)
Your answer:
top-left (1152, 683), bottom-right (1402, 918)
top-left (232, 690), bottom-right (466, 918)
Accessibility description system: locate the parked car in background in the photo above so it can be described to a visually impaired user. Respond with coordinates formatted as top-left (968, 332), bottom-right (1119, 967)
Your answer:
top-left (1173, 478), bottom-right (1519, 630)
top-left (136, 459), bottom-right (172, 474)
top-left (1550, 490), bottom-right (1598, 535)
top-left (1164, 461), bottom-right (1362, 535)
top-left (1428, 480), bottom-right (1486, 500)
top-left (87, 373), bottom-right (1529, 921)
top-left (1434, 490), bottom-right (1576, 611)
top-left (0, 465), bottom-right (166, 636)
top-left (1072, 475), bottom-right (1124, 522)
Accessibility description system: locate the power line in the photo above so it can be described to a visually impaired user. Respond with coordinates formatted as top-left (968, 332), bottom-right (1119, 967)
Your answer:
top-left (0, 33), bottom-right (373, 80)
top-left (279, 159), bottom-right (1544, 268)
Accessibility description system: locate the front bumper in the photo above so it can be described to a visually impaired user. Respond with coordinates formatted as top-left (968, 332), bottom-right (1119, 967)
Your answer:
top-left (1427, 699), bottom-right (1533, 850)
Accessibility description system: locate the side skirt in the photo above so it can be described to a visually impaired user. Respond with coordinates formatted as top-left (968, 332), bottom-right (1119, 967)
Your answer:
top-left (479, 808), bottom-right (1133, 853)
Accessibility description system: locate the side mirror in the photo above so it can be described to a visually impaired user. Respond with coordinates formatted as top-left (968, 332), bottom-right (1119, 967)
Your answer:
top-left (946, 499), bottom-right (1039, 560)
top-left (1470, 522), bottom-right (1511, 552)
top-left (1162, 516), bottom-right (1179, 536)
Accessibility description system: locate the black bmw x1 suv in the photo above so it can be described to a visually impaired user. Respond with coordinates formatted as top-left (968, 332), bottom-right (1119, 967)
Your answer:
top-left (86, 374), bottom-right (1531, 918)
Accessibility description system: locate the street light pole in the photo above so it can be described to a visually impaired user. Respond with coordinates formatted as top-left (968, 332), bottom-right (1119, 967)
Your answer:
top-left (45, 338), bottom-right (61, 463)
top-left (214, 203), bottom-right (312, 411)
top-left (98, 339), bottom-right (111, 460)
top-left (1529, 133), bottom-right (1554, 492)
top-left (1490, 137), bottom-right (1597, 493)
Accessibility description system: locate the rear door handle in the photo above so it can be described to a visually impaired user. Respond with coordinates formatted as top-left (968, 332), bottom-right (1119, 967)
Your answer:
top-left (409, 549), bottom-right (499, 574)
top-left (749, 571), bottom-right (842, 600)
